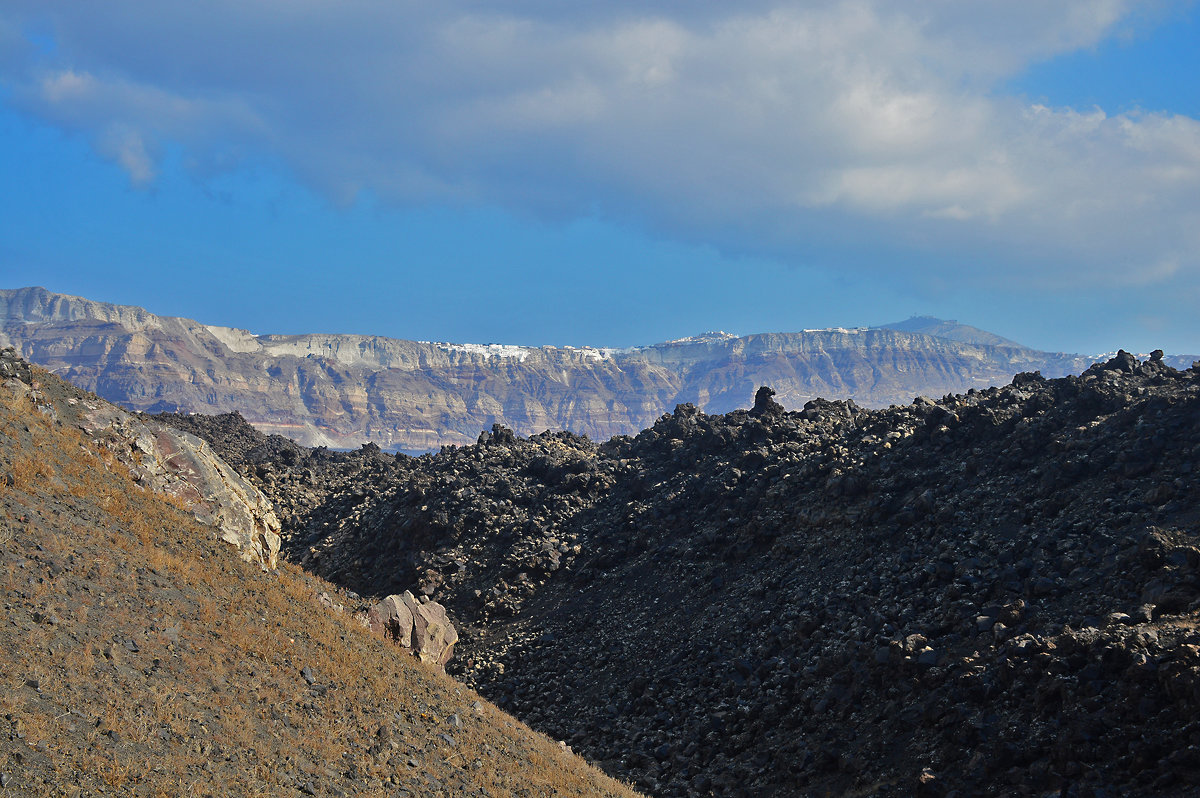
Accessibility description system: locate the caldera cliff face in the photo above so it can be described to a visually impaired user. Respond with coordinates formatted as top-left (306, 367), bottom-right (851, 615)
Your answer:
top-left (0, 286), bottom-right (1126, 450)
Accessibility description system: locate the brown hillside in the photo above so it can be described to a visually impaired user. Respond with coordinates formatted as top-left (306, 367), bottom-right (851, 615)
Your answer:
top-left (0, 361), bottom-right (640, 798)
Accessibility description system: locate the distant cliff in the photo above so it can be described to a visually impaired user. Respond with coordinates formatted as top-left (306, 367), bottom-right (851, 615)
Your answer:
top-left (0, 286), bottom-right (1160, 450)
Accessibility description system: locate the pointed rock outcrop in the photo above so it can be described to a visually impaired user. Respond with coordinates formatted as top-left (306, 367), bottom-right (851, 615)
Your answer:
top-left (0, 347), bottom-right (281, 569)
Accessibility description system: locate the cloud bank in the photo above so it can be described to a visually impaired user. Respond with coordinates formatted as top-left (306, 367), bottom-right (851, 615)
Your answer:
top-left (3, 1), bottom-right (1199, 287)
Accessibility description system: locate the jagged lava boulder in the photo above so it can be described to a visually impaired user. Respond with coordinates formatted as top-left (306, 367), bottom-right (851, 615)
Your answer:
top-left (366, 591), bottom-right (459, 668)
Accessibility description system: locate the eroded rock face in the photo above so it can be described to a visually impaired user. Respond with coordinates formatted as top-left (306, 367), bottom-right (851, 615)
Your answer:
top-left (365, 591), bottom-right (458, 667)
top-left (366, 594), bottom-right (414, 648)
top-left (0, 347), bottom-right (281, 569)
top-left (76, 404), bottom-right (281, 569)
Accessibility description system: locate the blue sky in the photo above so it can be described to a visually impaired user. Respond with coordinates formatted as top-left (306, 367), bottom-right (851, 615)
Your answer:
top-left (2, 2), bottom-right (1199, 354)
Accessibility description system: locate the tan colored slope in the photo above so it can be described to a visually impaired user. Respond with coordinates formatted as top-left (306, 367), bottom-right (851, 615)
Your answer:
top-left (0, 368), bottom-right (641, 798)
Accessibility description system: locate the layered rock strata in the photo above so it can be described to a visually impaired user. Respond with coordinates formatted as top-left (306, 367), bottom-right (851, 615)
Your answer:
top-left (2, 286), bottom-right (1149, 451)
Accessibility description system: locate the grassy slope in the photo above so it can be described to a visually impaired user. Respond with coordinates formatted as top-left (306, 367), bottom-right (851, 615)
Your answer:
top-left (0, 370), bottom-right (640, 798)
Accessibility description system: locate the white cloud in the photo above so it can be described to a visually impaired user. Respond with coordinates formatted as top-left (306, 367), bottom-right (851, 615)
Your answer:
top-left (1, 0), bottom-right (1198, 288)
top-left (97, 124), bottom-right (157, 186)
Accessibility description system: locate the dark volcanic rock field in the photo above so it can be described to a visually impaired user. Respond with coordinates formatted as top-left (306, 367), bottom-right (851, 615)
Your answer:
top-left (161, 351), bottom-right (1200, 796)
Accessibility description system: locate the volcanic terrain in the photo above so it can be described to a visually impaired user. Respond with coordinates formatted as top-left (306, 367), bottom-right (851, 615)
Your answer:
top-left (167, 350), bottom-right (1200, 796)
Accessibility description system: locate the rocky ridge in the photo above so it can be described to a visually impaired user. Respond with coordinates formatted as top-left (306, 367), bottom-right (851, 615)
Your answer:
top-left (171, 350), bottom-right (1200, 796)
top-left (2, 346), bottom-right (281, 569)
top-left (2, 285), bottom-right (1151, 451)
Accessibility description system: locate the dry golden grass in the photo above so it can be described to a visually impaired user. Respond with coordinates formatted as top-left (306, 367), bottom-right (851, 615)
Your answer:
top-left (0, 372), bottom-right (641, 798)
top-left (8, 452), bottom-right (53, 489)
